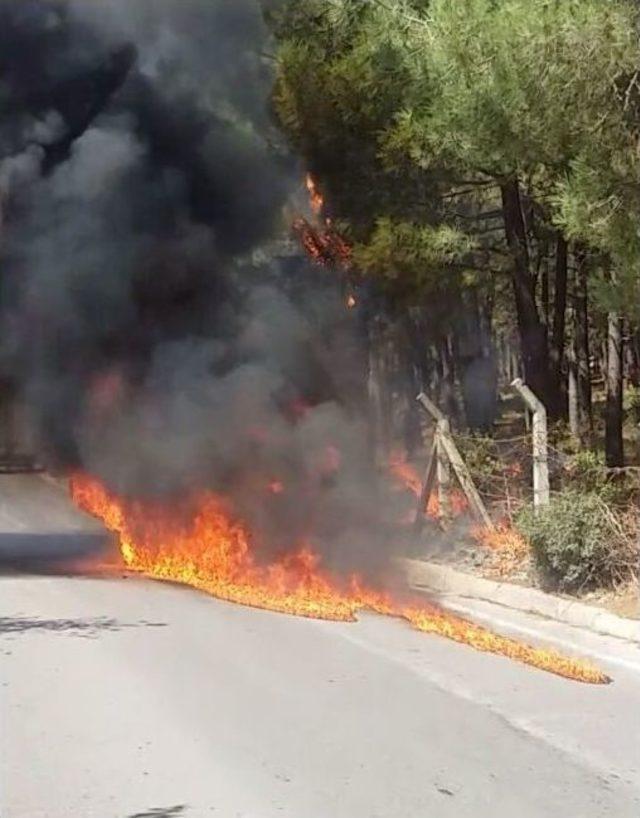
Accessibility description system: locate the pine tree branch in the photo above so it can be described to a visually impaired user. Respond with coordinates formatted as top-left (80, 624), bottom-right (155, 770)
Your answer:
top-left (367, 0), bottom-right (428, 28)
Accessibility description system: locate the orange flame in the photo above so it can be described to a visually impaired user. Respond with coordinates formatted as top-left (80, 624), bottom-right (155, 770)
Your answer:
top-left (70, 473), bottom-right (609, 684)
top-left (292, 217), bottom-right (352, 268)
top-left (305, 173), bottom-right (324, 216)
top-left (388, 450), bottom-right (469, 518)
top-left (474, 523), bottom-right (530, 579)
top-left (294, 173), bottom-right (353, 270)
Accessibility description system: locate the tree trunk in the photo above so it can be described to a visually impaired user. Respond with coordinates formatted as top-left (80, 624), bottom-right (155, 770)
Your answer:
top-left (367, 317), bottom-right (392, 464)
top-left (437, 334), bottom-right (460, 423)
top-left (567, 347), bottom-right (579, 441)
top-left (500, 179), bottom-right (549, 407)
top-left (605, 312), bottom-right (624, 468)
top-left (574, 251), bottom-right (592, 433)
top-left (630, 328), bottom-right (640, 388)
top-left (541, 265), bottom-right (550, 329)
top-left (549, 234), bottom-right (568, 419)
top-left (510, 346), bottom-right (520, 382)
top-left (630, 328), bottom-right (640, 425)
top-left (454, 290), bottom-right (498, 431)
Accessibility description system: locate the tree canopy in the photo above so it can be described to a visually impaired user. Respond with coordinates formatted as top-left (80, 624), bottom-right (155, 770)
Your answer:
top-left (268, 0), bottom-right (640, 463)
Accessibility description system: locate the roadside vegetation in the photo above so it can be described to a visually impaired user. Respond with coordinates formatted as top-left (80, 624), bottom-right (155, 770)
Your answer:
top-left (267, 0), bottom-right (640, 605)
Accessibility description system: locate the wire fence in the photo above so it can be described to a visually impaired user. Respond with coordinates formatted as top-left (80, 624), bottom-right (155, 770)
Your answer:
top-left (447, 428), bottom-right (640, 523)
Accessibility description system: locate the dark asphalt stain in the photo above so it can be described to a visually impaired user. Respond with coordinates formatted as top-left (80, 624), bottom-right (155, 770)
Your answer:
top-left (0, 616), bottom-right (168, 637)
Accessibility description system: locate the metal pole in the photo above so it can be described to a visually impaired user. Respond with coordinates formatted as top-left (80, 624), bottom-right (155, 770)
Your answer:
top-left (511, 378), bottom-right (550, 509)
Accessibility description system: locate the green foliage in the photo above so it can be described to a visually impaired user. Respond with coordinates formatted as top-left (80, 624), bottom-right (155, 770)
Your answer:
top-left (562, 450), bottom-right (624, 502)
top-left (352, 219), bottom-right (474, 286)
top-left (408, 0), bottom-right (640, 310)
top-left (516, 491), bottom-right (625, 592)
top-left (404, 0), bottom-right (639, 176)
top-left (555, 155), bottom-right (640, 315)
top-left (454, 433), bottom-right (501, 481)
top-left (271, 0), bottom-right (640, 314)
top-left (270, 0), bottom-right (469, 298)
top-left (561, 449), bottom-right (638, 506)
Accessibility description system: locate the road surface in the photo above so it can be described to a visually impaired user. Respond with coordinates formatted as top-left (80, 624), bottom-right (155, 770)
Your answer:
top-left (0, 474), bottom-right (108, 563)
top-left (2, 571), bottom-right (639, 818)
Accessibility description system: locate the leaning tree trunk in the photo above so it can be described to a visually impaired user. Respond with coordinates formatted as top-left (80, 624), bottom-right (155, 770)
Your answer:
top-left (549, 235), bottom-right (568, 419)
top-left (500, 179), bottom-right (550, 407)
top-left (605, 312), bottom-right (624, 468)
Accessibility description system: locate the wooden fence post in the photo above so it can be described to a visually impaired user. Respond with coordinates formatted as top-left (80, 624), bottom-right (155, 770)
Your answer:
top-left (415, 392), bottom-right (448, 526)
top-left (511, 378), bottom-right (550, 510)
top-left (416, 392), bottom-right (494, 530)
top-left (436, 429), bottom-right (494, 530)
top-left (413, 438), bottom-right (438, 535)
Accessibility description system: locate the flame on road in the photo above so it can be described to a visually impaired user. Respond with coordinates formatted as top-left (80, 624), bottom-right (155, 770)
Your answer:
top-left (71, 473), bottom-right (609, 684)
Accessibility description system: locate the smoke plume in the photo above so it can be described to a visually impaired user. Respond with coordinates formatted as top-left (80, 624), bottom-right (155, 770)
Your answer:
top-left (0, 0), bottom-right (400, 575)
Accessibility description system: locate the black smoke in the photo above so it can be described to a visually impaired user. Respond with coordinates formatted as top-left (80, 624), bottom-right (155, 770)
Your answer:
top-left (0, 0), bottom-right (401, 575)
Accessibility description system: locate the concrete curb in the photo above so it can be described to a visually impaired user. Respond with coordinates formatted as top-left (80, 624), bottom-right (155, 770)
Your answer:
top-left (403, 558), bottom-right (640, 643)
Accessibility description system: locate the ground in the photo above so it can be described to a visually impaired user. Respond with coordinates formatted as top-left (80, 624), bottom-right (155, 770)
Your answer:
top-left (582, 584), bottom-right (640, 621)
top-left (2, 570), bottom-right (639, 818)
top-left (417, 517), bottom-right (640, 621)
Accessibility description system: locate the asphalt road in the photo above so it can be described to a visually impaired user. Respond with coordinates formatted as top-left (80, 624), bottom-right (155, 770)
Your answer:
top-left (0, 474), bottom-right (108, 563)
top-left (2, 572), bottom-right (639, 818)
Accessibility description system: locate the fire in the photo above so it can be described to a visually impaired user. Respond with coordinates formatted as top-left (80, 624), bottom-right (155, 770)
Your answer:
top-left (389, 450), bottom-right (469, 518)
top-left (71, 473), bottom-right (610, 684)
top-left (293, 172), bottom-right (353, 269)
top-left (305, 172), bottom-right (324, 215)
top-left (474, 522), bottom-right (530, 579)
top-left (389, 451), bottom-right (422, 497)
top-left (292, 217), bottom-right (352, 268)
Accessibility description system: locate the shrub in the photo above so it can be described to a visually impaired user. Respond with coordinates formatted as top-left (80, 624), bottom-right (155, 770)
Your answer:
top-left (562, 450), bottom-right (637, 506)
top-left (516, 490), bottom-right (637, 592)
top-left (563, 450), bottom-right (609, 493)
top-left (454, 433), bottom-right (498, 481)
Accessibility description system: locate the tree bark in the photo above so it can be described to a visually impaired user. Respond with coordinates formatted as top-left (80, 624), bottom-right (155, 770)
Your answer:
top-left (510, 346), bottom-right (520, 383)
top-left (454, 290), bottom-right (497, 431)
top-left (573, 251), bottom-right (592, 433)
top-left (605, 312), bottom-right (624, 467)
top-left (549, 234), bottom-right (568, 419)
top-left (630, 329), bottom-right (640, 425)
top-left (630, 329), bottom-right (640, 389)
top-left (437, 334), bottom-right (460, 423)
top-left (567, 347), bottom-right (580, 441)
top-left (500, 178), bottom-right (549, 407)
top-left (367, 317), bottom-right (392, 464)
top-left (541, 265), bottom-right (550, 329)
